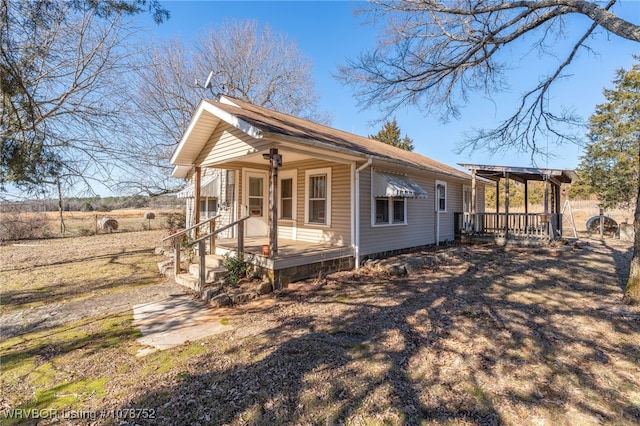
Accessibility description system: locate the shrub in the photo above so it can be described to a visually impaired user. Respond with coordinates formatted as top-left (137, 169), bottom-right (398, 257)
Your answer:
top-left (0, 210), bottom-right (51, 241)
top-left (222, 252), bottom-right (249, 285)
top-left (165, 211), bottom-right (186, 229)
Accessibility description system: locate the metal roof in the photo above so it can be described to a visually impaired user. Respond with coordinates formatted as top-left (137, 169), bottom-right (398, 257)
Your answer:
top-left (457, 163), bottom-right (578, 184)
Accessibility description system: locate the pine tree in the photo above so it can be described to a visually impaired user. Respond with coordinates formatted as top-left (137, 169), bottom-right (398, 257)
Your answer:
top-left (369, 118), bottom-right (414, 151)
top-left (578, 60), bottom-right (640, 304)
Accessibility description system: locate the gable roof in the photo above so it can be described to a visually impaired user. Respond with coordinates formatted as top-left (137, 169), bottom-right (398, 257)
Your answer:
top-left (172, 95), bottom-right (471, 180)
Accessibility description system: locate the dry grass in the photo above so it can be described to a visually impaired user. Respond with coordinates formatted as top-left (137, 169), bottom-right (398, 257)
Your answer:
top-left (0, 209), bottom-right (181, 240)
top-left (1, 232), bottom-right (639, 425)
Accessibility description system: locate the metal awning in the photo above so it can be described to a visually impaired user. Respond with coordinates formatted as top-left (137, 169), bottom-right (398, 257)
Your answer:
top-left (176, 175), bottom-right (220, 199)
top-left (373, 171), bottom-right (428, 199)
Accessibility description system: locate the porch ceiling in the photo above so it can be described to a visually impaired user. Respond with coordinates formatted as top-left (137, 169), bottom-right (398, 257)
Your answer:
top-left (458, 163), bottom-right (578, 184)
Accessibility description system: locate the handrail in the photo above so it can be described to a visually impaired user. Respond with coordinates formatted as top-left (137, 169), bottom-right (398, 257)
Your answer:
top-left (186, 214), bottom-right (251, 247)
top-left (188, 213), bottom-right (251, 292)
top-left (160, 214), bottom-right (221, 242)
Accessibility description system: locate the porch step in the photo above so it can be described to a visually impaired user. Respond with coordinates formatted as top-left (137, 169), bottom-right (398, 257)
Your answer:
top-left (175, 273), bottom-right (201, 292)
top-left (188, 264), bottom-right (229, 283)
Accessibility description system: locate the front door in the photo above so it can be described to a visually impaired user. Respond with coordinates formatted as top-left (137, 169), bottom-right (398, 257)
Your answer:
top-left (244, 170), bottom-right (268, 237)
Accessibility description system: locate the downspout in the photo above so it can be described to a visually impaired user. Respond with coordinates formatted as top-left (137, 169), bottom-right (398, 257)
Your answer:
top-left (353, 157), bottom-right (372, 269)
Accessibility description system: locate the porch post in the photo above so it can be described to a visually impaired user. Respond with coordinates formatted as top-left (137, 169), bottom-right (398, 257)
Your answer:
top-left (504, 173), bottom-right (510, 237)
top-left (268, 148), bottom-right (279, 256)
top-left (194, 166), bottom-right (202, 238)
top-left (495, 179), bottom-right (500, 231)
top-left (471, 169), bottom-right (477, 231)
top-left (524, 180), bottom-right (529, 231)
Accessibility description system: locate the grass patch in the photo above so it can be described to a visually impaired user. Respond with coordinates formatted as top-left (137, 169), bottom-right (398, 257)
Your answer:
top-left (1, 312), bottom-right (142, 414)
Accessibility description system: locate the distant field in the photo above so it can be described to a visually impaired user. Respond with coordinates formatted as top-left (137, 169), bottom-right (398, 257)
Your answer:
top-left (0, 208), bottom-right (183, 241)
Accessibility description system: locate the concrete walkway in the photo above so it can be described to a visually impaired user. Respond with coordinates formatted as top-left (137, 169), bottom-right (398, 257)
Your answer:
top-left (133, 294), bottom-right (233, 356)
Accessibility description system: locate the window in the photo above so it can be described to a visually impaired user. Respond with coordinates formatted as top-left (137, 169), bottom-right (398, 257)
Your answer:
top-left (199, 198), bottom-right (217, 215)
top-left (278, 170), bottom-right (296, 220)
top-left (375, 197), bottom-right (406, 225)
top-left (305, 167), bottom-right (331, 225)
top-left (249, 176), bottom-right (264, 216)
top-left (436, 180), bottom-right (447, 212)
top-left (375, 199), bottom-right (389, 224)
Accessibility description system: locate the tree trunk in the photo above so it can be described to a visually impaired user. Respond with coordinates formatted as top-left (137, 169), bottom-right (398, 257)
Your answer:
top-left (623, 182), bottom-right (640, 305)
top-left (57, 177), bottom-right (66, 234)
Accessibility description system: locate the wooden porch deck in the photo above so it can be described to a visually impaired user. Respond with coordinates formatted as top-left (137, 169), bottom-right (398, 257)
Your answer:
top-left (214, 237), bottom-right (354, 271)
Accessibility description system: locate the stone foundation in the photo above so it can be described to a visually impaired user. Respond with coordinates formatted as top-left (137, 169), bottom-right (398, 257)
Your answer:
top-left (258, 256), bottom-right (355, 289)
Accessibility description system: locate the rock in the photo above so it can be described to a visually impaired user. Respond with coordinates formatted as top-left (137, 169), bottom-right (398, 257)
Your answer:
top-left (364, 259), bottom-right (380, 268)
top-left (210, 294), bottom-right (232, 308)
top-left (256, 281), bottom-right (273, 295)
top-left (619, 223), bottom-right (635, 242)
top-left (403, 257), bottom-right (425, 274)
top-left (231, 292), bottom-right (256, 305)
top-left (237, 277), bottom-right (253, 286)
top-left (201, 286), bottom-right (222, 302)
top-left (157, 259), bottom-right (174, 276)
top-left (388, 263), bottom-right (407, 276)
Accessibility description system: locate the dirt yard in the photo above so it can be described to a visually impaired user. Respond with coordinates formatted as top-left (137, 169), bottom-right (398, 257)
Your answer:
top-left (1, 232), bottom-right (639, 425)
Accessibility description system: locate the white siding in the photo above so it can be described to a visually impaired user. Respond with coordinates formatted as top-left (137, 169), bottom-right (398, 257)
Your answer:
top-left (291, 160), bottom-right (351, 245)
top-left (359, 166), bottom-right (471, 256)
top-left (197, 123), bottom-right (270, 166)
top-left (231, 159), bottom-right (352, 245)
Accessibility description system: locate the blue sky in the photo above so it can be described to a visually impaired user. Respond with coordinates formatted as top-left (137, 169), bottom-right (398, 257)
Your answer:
top-left (140, 0), bottom-right (639, 173)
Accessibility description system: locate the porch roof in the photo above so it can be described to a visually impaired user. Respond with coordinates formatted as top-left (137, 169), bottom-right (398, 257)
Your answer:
top-left (457, 163), bottom-right (578, 185)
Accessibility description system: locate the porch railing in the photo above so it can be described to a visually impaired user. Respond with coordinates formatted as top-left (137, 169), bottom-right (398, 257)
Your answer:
top-left (161, 214), bottom-right (221, 276)
top-left (184, 213), bottom-right (251, 290)
top-left (455, 212), bottom-right (562, 240)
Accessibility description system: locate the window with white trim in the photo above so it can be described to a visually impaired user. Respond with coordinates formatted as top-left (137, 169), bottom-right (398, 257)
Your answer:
top-left (374, 197), bottom-right (406, 225)
top-left (435, 180), bottom-right (447, 212)
top-left (305, 168), bottom-right (331, 225)
top-left (278, 170), bottom-right (296, 220)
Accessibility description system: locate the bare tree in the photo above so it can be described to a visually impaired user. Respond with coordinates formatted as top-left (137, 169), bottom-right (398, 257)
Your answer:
top-left (338, 0), bottom-right (639, 162)
top-left (125, 18), bottom-right (330, 194)
top-left (193, 19), bottom-right (328, 121)
top-left (339, 0), bottom-right (640, 305)
top-left (1, 1), bottom-right (168, 195)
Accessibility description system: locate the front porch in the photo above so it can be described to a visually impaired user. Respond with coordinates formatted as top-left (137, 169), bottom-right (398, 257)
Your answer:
top-left (215, 237), bottom-right (354, 286)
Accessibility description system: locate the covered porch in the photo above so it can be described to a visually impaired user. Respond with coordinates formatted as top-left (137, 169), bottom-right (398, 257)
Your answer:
top-left (215, 237), bottom-right (353, 286)
top-left (456, 164), bottom-right (578, 244)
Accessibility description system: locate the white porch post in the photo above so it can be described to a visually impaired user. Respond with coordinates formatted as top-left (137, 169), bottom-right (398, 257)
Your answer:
top-left (194, 166), bottom-right (201, 237)
top-left (268, 148), bottom-right (279, 256)
top-left (471, 169), bottom-right (476, 231)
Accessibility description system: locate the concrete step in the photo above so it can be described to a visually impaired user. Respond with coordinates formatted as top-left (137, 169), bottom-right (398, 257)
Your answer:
top-left (188, 264), bottom-right (228, 283)
top-left (175, 273), bottom-right (201, 292)
top-left (204, 254), bottom-right (224, 268)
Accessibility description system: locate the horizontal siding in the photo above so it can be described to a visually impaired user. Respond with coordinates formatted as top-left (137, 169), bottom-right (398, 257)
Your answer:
top-left (359, 167), bottom-right (472, 256)
top-left (198, 123), bottom-right (270, 166)
top-left (234, 159), bottom-right (351, 246)
top-left (293, 160), bottom-right (351, 245)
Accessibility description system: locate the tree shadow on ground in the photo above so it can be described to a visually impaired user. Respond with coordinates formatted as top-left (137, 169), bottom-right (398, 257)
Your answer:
top-left (0, 249), bottom-right (159, 312)
top-left (109, 244), bottom-right (639, 425)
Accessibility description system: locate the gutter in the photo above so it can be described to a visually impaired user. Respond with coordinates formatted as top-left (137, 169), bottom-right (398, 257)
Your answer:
top-left (353, 157), bottom-right (373, 269)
